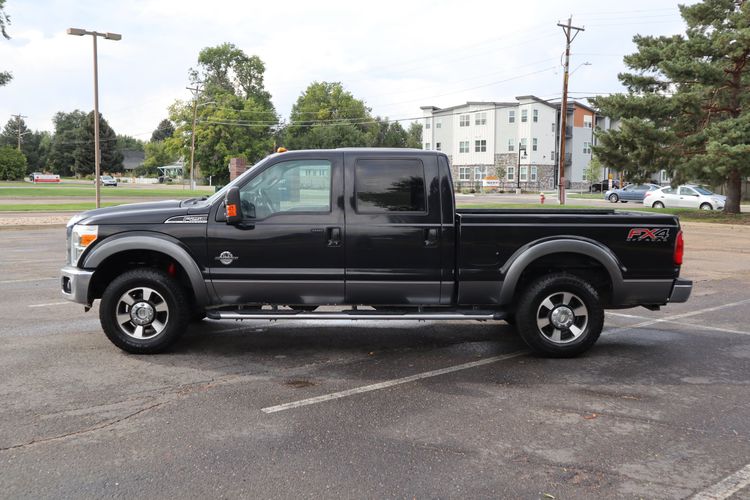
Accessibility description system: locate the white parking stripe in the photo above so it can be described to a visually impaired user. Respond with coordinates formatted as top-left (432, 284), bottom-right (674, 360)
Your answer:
top-left (0, 277), bottom-right (57, 284)
top-left (607, 312), bottom-right (750, 336)
top-left (691, 463), bottom-right (750, 500)
top-left (261, 351), bottom-right (527, 414)
top-left (28, 301), bottom-right (71, 308)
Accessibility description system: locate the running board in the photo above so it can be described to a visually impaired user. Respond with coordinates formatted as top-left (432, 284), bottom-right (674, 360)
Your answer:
top-left (207, 310), bottom-right (506, 321)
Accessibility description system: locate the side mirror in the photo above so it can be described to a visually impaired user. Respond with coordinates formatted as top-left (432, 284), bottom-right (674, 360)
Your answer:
top-left (225, 187), bottom-right (242, 224)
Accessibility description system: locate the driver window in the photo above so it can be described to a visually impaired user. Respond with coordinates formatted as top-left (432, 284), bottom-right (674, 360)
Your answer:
top-left (239, 159), bottom-right (331, 219)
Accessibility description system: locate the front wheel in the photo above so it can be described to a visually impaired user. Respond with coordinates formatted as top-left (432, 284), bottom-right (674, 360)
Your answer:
top-left (652, 201), bottom-right (665, 208)
top-left (99, 269), bottom-right (190, 354)
top-left (608, 194), bottom-right (619, 203)
top-left (515, 274), bottom-right (604, 357)
top-left (700, 202), bottom-right (713, 211)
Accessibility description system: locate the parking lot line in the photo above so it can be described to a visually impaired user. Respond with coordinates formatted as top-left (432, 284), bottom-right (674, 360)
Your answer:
top-left (0, 277), bottom-right (57, 284)
top-left (691, 463), bottom-right (750, 500)
top-left (261, 350), bottom-right (528, 414)
top-left (28, 301), bottom-right (71, 308)
top-left (608, 312), bottom-right (750, 336)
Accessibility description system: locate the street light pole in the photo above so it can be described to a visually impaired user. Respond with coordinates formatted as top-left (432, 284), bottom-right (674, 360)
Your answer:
top-left (186, 84), bottom-right (203, 191)
top-left (67, 28), bottom-right (121, 208)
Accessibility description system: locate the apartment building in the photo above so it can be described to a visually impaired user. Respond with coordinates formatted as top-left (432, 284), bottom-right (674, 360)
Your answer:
top-left (421, 96), bottom-right (614, 190)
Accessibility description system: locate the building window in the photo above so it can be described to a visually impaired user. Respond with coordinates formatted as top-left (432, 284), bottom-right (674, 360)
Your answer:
top-left (531, 165), bottom-right (538, 182)
top-left (551, 123), bottom-right (556, 132)
top-left (583, 142), bottom-right (591, 154)
top-left (474, 166), bottom-right (487, 180)
top-left (584, 116), bottom-right (592, 128)
top-left (508, 139), bottom-right (514, 152)
top-left (459, 167), bottom-right (471, 181)
top-left (533, 109), bottom-right (539, 122)
top-left (520, 166), bottom-right (528, 182)
top-left (520, 138), bottom-right (527, 151)
top-left (435, 142), bottom-right (441, 151)
top-left (521, 109), bottom-right (528, 122)
top-left (459, 141), bottom-right (469, 153)
top-left (459, 114), bottom-right (470, 127)
top-left (424, 143), bottom-right (430, 150)
top-left (508, 110), bottom-right (515, 123)
top-left (355, 159), bottom-right (426, 213)
top-left (532, 138), bottom-right (538, 151)
top-left (475, 112), bottom-right (487, 125)
top-left (436, 120), bottom-right (441, 129)
top-left (506, 166), bottom-right (514, 181)
top-left (474, 140), bottom-right (487, 152)
top-left (425, 121), bottom-right (431, 129)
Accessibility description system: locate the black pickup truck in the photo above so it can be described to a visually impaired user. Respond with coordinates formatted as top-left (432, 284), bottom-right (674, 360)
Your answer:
top-left (60, 148), bottom-right (691, 357)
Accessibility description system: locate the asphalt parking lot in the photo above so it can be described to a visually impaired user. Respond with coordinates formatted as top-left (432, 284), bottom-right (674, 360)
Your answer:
top-left (1, 224), bottom-right (749, 499)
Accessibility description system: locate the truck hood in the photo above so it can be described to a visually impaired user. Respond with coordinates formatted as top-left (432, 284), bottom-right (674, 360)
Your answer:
top-left (69, 199), bottom-right (207, 226)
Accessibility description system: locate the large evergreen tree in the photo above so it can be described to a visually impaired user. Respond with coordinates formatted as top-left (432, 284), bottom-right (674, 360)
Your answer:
top-left (592, 0), bottom-right (750, 213)
top-left (150, 119), bottom-right (175, 142)
top-left (49, 110), bottom-right (86, 177)
top-left (73, 111), bottom-right (124, 176)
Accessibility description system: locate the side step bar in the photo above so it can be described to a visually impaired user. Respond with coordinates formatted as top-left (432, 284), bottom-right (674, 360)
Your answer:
top-left (207, 310), bottom-right (506, 321)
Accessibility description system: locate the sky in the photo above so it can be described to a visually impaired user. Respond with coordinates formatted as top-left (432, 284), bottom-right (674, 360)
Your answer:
top-left (0, 0), bottom-right (694, 140)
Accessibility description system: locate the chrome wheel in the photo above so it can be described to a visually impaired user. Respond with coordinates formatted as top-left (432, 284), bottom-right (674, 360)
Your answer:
top-left (115, 287), bottom-right (169, 339)
top-left (535, 292), bottom-right (589, 344)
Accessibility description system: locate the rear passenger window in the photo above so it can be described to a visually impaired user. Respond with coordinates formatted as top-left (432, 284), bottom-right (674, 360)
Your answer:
top-left (355, 159), bottom-right (426, 213)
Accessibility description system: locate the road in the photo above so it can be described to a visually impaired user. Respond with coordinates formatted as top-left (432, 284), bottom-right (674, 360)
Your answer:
top-left (0, 224), bottom-right (749, 499)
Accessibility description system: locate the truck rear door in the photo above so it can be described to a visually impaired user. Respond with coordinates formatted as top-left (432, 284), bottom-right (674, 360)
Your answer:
top-left (343, 152), bottom-right (444, 305)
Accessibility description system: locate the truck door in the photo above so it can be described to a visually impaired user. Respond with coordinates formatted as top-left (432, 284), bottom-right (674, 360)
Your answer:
top-left (343, 153), bottom-right (443, 305)
top-left (207, 152), bottom-right (345, 306)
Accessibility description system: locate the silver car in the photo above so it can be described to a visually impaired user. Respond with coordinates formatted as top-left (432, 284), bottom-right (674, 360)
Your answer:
top-left (643, 185), bottom-right (725, 210)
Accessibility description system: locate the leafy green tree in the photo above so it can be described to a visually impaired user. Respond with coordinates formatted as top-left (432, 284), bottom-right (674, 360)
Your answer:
top-left (592, 0), bottom-right (750, 213)
top-left (73, 111), bottom-right (124, 176)
top-left (167, 44), bottom-right (277, 183)
top-left (584, 156), bottom-right (603, 186)
top-left (116, 135), bottom-right (145, 152)
top-left (143, 140), bottom-right (177, 170)
top-left (150, 119), bottom-right (175, 142)
top-left (406, 122), bottom-right (423, 149)
top-left (0, 0), bottom-right (11, 87)
top-left (0, 146), bottom-right (26, 180)
top-left (49, 110), bottom-right (87, 176)
top-left (285, 82), bottom-right (373, 149)
top-left (368, 118), bottom-right (409, 147)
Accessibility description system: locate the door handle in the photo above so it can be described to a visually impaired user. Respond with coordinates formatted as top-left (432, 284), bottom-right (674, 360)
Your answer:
top-left (424, 228), bottom-right (438, 247)
top-left (327, 227), bottom-right (342, 247)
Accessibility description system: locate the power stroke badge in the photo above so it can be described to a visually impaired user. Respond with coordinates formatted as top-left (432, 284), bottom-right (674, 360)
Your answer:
top-left (215, 251), bottom-right (239, 265)
top-left (626, 228), bottom-right (671, 242)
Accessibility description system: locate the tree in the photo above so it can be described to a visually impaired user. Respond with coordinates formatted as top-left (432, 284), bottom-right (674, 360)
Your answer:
top-left (167, 44), bottom-right (277, 184)
top-left (73, 111), bottom-right (124, 176)
top-left (584, 156), bottom-right (603, 186)
top-left (368, 118), bottom-right (409, 147)
top-left (406, 122), bottom-right (423, 149)
top-left (0, 0), bottom-right (11, 87)
top-left (150, 119), bottom-right (175, 142)
top-left (0, 146), bottom-right (26, 180)
top-left (284, 82), bottom-right (373, 149)
top-left (143, 140), bottom-right (177, 171)
top-left (49, 110), bottom-right (87, 176)
top-left (116, 135), bottom-right (145, 152)
top-left (591, 0), bottom-right (750, 213)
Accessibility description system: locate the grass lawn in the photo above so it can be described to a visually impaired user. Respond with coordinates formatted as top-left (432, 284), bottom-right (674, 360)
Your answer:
top-left (567, 193), bottom-right (607, 199)
top-left (0, 185), bottom-right (213, 198)
top-left (0, 202), bottom-right (123, 212)
top-left (459, 203), bottom-right (750, 224)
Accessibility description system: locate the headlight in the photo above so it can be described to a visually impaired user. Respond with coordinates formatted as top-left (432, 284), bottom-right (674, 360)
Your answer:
top-left (70, 225), bottom-right (98, 266)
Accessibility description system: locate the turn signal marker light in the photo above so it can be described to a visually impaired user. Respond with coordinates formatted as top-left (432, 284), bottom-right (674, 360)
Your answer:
top-left (226, 204), bottom-right (237, 217)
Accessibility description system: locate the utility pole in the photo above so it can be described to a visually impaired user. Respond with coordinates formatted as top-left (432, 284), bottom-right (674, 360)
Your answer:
top-left (186, 83), bottom-right (202, 191)
top-left (557, 16), bottom-right (584, 205)
top-left (11, 114), bottom-right (27, 151)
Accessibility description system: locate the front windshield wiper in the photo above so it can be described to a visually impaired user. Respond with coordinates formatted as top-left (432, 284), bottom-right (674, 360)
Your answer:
top-left (183, 196), bottom-right (208, 205)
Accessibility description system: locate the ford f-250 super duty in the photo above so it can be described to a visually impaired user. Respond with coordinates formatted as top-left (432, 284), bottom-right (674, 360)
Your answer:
top-left (60, 148), bottom-right (692, 357)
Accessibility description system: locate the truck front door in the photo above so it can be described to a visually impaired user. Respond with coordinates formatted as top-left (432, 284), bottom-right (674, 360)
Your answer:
top-left (207, 153), bottom-right (345, 306)
top-left (343, 153), bottom-right (444, 305)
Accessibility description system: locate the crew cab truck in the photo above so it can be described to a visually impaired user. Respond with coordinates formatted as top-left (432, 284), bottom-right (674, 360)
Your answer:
top-left (60, 148), bottom-right (692, 357)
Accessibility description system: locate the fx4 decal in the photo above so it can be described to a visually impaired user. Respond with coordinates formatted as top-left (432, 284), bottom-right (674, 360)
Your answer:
top-left (626, 227), bottom-right (671, 242)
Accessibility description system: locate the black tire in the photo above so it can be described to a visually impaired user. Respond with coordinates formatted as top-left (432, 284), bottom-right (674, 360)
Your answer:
top-left (652, 201), bottom-right (664, 208)
top-left (515, 273), bottom-right (604, 358)
top-left (99, 268), bottom-right (190, 354)
top-left (608, 193), bottom-right (619, 203)
top-left (700, 202), bottom-right (712, 211)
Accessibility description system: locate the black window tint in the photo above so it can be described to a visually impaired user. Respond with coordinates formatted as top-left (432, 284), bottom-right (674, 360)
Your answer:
top-left (355, 159), bottom-right (426, 212)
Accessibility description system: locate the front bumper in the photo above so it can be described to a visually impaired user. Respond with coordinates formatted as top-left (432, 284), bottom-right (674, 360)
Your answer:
top-left (60, 266), bottom-right (94, 305)
top-left (669, 278), bottom-right (692, 303)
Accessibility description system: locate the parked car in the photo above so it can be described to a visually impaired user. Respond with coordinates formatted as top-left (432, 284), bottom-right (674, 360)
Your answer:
top-left (98, 175), bottom-right (118, 187)
top-left (643, 185), bottom-right (725, 210)
top-left (590, 179), bottom-right (620, 192)
top-left (604, 183), bottom-right (660, 203)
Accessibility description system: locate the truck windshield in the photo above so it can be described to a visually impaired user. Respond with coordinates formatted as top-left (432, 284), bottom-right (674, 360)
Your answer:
top-left (205, 157), bottom-right (269, 205)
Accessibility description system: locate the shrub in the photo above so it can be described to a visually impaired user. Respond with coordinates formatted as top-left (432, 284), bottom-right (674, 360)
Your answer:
top-left (0, 147), bottom-right (27, 180)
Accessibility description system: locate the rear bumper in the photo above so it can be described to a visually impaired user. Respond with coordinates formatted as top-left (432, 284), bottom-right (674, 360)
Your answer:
top-left (669, 278), bottom-right (692, 303)
top-left (60, 266), bottom-right (94, 305)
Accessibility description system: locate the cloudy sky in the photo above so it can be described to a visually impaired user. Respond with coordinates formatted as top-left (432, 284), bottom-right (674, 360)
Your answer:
top-left (0, 0), bottom-right (692, 139)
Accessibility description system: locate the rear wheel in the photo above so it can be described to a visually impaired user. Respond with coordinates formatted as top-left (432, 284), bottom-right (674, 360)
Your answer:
top-left (652, 201), bottom-right (664, 208)
top-left (608, 193), bottom-right (619, 203)
top-left (515, 274), bottom-right (604, 357)
top-left (700, 202), bottom-right (713, 211)
top-left (100, 269), bottom-right (190, 354)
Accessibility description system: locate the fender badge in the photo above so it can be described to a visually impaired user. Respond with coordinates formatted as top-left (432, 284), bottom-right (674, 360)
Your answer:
top-left (215, 251), bottom-right (238, 265)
